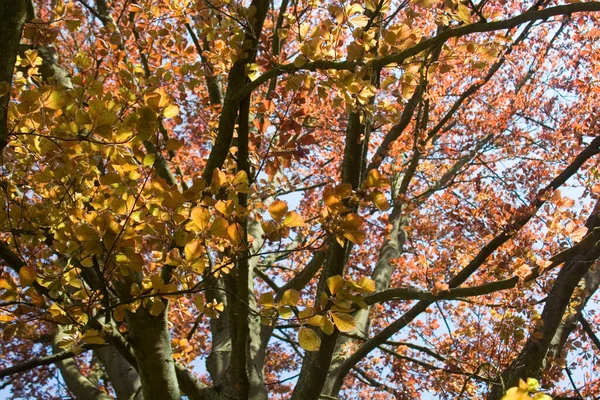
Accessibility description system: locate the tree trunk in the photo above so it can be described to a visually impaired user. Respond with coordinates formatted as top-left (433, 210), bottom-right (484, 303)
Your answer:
top-left (126, 305), bottom-right (180, 400)
top-left (95, 346), bottom-right (142, 400)
top-left (0, 0), bottom-right (31, 151)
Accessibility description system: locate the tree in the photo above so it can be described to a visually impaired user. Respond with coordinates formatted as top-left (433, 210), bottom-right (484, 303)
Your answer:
top-left (1, 0), bottom-right (600, 398)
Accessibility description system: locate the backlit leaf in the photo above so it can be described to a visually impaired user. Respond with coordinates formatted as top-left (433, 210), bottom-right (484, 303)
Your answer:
top-left (298, 327), bottom-right (321, 351)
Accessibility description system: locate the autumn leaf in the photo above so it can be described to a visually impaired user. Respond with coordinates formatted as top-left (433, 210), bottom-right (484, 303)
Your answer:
top-left (269, 199), bottom-right (288, 221)
top-left (327, 275), bottom-right (344, 295)
top-left (298, 327), bottom-right (321, 351)
top-left (331, 312), bottom-right (356, 332)
top-left (191, 207), bottom-right (211, 230)
top-left (19, 265), bottom-right (36, 286)
top-left (283, 211), bottom-right (304, 227)
top-left (280, 289), bottom-right (300, 307)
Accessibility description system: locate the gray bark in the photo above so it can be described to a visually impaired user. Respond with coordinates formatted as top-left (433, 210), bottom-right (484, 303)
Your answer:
top-left (0, 0), bottom-right (31, 151)
top-left (53, 326), bottom-right (114, 400)
top-left (126, 306), bottom-right (180, 400)
top-left (95, 346), bottom-right (142, 400)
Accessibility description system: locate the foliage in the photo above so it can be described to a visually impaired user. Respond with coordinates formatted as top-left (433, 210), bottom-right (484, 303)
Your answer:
top-left (1, 0), bottom-right (600, 399)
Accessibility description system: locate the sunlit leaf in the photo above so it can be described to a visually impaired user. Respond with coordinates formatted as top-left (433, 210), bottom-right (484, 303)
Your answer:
top-left (331, 312), bottom-right (356, 332)
top-left (298, 327), bottom-right (321, 351)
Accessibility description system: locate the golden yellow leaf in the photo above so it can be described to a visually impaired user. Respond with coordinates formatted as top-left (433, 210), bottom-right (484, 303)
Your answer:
top-left (149, 299), bottom-right (166, 316)
top-left (293, 55), bottom-right (308, 68)
top-left (370, 191), bottom-right (390, 211)
top-left (165, 138), bottom-right (185, 151)
top-left (298, 327), bottom-right (321, 351)
top-left (357, 277), bottom-right (376, 293)
top-left (185, 238), bottom-right (203, 261)
top-left (331, 312), bottom-right (356, 332)
top-left (232, 171), bottom-right (250, 193)
top-left (280, 289), bottom-right (300, 306)
top-left (269, 200), bottom-right (288, 221)
top-left (283, 211), bottom-right (304, 227)
top-left (163, 104), bottom-right (180, 118)
top-left (81, 329), bottom-right (105, 345)
top-left (166, 248), bottom-right (182, 266)
top-left (43, 90), bottom-right (67, 110)
top-left (227, 222), bottom-right (244, 246)
top-left (259, 293), bottom-right (275, 307)
top-left (209, 217), bottom-right (229, 238)
top-left (327, 275), bottom-right (344, 295)
top-left (19, 265), bottom-right (37, 286)
top-left (191, 207), bottom-right (211, 230)
top-left (211, 169), bottom-right (227, 192)
top-left (320, 318), bottom-right (335, 335)
top-left (307, 315), bottom-right (323, 326)
top-left (278, 306), bottom-right (294, 319)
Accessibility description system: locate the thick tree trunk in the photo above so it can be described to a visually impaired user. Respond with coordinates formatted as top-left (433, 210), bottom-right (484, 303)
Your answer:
top-left (126, 305), bottom-right (180, 400)
top-left (95, 346), bottom-right (142, 400)
top-left (0, 0), bottom-right (31, 151)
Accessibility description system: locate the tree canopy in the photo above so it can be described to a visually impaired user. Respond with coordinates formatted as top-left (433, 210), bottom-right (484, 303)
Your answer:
top-left (1, 0), bottom-right (600, 398)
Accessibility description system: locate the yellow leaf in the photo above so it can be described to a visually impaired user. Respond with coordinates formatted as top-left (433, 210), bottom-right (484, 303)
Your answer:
top-left (215, 200), bottom-right (234, 217)
top-left (331, 312), bottom-right (356, 332)
top-left (283, 211), bottom-right (304, 227)
top-left (501, 387), bottom-right (531, 400)
top-left (298, 307), bottom-right (314, 319)
top-left (457, 3), bottom-right (472, 24)
top-left (163, 104), bottom-right (180, 118)
top-left (320, 318), bottom-right (335, 335)
top-left (165, 138), bottom-right (185, 151)
top-left (74, 224), bottom-right (99, 242)
top-left (43, 90), bottom-right (67, 110)
top-left (364, 169), bottom-right (389, 189)
top-left (194, 295), bottom-right (204, 312)
top-left (232, 171), bottom-right (250, 193)
top-left (412, 0), bottom-right (436, 8)
top-left (307, 315), bottom-right (323, 326)
top-left (327, 275), bottom-right (344, 295)
top-left (227, 223), bottom-right (244, 246)
top-left (348, 14), bottom-right (369, 28)
top-left (19, 265), bottom-right (36, 286)
top-left (81, 329), bottom-right (105, 345)
top-left (259, 293), bottom-right (274, 307)
top-left (150, 274), bottom-right (164, 291)
top-left (166, 248), bottom-right (182, 266)
top-left (280, 289), bottom-right (300, 307)
top-left (245, 63), bottom-right (260, 81)
top-left (342, 230), bottom-right (366, 245)
top-left (357, 277), bottom-right (376, 293)
top-left (278, 306), bottom-right (294, 319)
top-left (370, 191), bottom-right (390, 211)
top-left (0, 315), bottom-right (14, 322)
top-left (211, 169), bottom-right (227, 192)
top-left (149, 299), bottom-right (166, 316)
top-left (143, 153), bottom-right (156, 166)
top-left (298, 327), bottom-right (321, 351)
top-left (209, 217), bottom-right (228, 238)
top-left (293, 55), bottom-right (308, 68)
top-left (184, 238), bottom-right (203, 261)
top-left (269, 200), bottom-right (288, 222)
top-left (0, 277), bottom-right (16, 290)
top-left (191, 207), bottom-right (211, 230)
top-left (525, 378), bottom-right (540, 392)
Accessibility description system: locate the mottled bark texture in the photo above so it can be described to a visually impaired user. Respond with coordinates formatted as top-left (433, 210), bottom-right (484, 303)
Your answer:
top-left (0, 0), bottom-right (30, 151)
